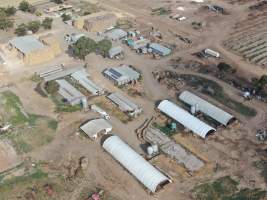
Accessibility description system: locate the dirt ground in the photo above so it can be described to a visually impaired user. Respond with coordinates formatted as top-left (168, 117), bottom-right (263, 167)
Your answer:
top-left (0, 0), bottom-right (266, 199)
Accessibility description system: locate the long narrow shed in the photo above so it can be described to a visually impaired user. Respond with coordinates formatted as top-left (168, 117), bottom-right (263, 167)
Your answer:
top-left (157, 100), bottom-right (216, 138)
top-left (102, 135), bottom-right (171, 193)
top-left (71, 70), bottom-right (104, 95)
top-left (179, 91), bottom-right (235, 126)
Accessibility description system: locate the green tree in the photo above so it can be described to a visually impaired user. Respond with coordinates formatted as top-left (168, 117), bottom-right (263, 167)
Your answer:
top-left (45, 81), bottom-right (59, 95)
top-left (5, 6), bottom-right (17, 16)
top-left (15, 23), bottom-right (27, 36)
top-left (97, 39), bottom-right (112, 57)
top-left (61, 13), bottom-right (71, 21)
top-left (0, 10), bottom-right (13, 30)
top-left (42, 17), bottom-right (53, 29)
top-left (27, 20), bottom-right (41, 33)
top-left (19, 1), bottom-right (35, 13)
top-left (19, 0), bottom-right (30, 12)
top-left (72, 37), bottom-right (97, 59)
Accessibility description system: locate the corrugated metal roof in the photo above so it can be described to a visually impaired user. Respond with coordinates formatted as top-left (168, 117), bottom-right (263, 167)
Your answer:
top-left (179, 91), bottom-right (234, 126)
top-left (106, 29), bottom-right (127, 40)
top-left (107, 92), bottom-right (139, 112)
top-left (80, 118), bottom-right (112, 140)
top-left (71, 70), bottom-right (103, 95)
top-left (149, 43), bottom-right (171, 56)
top-left (157, 100), bottom-right (216, 138)
top-left (44, 66), bottom-right (84, 82)
top-left (102, 135), bottom-right (170, 192)
top-left (56, 79), bottom-right (85, 103)
top-left (108, 46), bottom-right (123, 58)
top-left (9, 36), bottom-right (45, 54)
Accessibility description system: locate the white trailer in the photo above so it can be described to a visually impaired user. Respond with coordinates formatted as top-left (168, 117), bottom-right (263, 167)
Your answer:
top-left (204, 49), bottom-right (220, 58)
top-left (90, 104), bottom-right (110, 120)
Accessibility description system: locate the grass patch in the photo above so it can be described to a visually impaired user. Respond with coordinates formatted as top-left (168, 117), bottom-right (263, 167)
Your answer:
top-left (151, 7), bottom-right (171, 15)
top-left (0, 91), bottom-right (57, 154)
top-left (177, 74), bottom-right (257, 117)
top-left (193, 176), bottom-right (266, 200)
top-left (30, 73), bottom-right (42, 83)
top-left (51, 96), bottom-right (82, 113)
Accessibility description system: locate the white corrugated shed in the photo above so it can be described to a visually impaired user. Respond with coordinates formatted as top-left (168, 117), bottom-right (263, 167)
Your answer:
top-left (157, 100), bottom-right (216, 138)
top-left (80, 118), bottom-right (112, 140)
top-left (179, 91), bottom-right (234, 126)
top-left (102, 135), bottom-right (170, 192)
top-left (71, 70), bottom-right (104, 95)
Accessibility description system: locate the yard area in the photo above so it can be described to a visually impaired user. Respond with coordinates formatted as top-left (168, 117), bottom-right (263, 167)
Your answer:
top-left (0, 91), bottom-right (58, 154)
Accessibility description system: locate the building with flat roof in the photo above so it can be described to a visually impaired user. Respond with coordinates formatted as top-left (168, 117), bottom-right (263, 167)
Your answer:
top-left (107, 92), bottom-right (142, 117)
top-left (103, 65), bottom-right (140, 86)
top-left (105, 29), bottom-right (127, 41)
top-left (149, 43), bottom-right (171, 56)
top-left (8, 35), bottom-right (61, 65)
top-left (73, 11), bottom-right (117, 32)
top-left (108, 46), bottom-right (123, 59)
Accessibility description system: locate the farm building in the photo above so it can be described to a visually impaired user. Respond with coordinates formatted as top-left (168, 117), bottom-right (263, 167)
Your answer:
top-left (103, 65), bottom-right (140, 86)
top-left (71, 70), bottom-right (104, 95)
top-left (127, 38), bottom-right (150, 50)
top-left (8, 35), bottom-right (61, 65)
top-left (179, 91), bottom-right (235, 126)
top-left (108, 46), bottom-right (123, 59)
top-left (157, 100), bottom-right (216, 139)
top-left (149, 43), bottom-right (171, 56)
top-left (80, 118), bottom-right (112, 140)
top-left (55, 79), bottom-right (87, 107)
top-left (73, 11), bottom-right (117, 32)
top-left (102, 135), bottom-right (171, 193)
top-left (107, 92), bottom-right (142, 117)
top-left (105, 29), bottom-right (127, 41)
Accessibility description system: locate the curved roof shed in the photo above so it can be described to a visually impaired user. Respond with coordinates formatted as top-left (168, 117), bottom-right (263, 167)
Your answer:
top-left (157, 100), bottom-right (216, 138)
top-left (179, 91), bottom-right (234, 126)
top-left (102, 135), bottom-right (170, 193)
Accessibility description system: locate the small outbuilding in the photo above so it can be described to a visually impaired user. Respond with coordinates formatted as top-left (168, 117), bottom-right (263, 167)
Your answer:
top-left (102, 135), bottom-right (171, 193)
top-left (149, 43), bottom-right (171, 56)
top-left (105, 29), bottom-right (127, 41)
top-left (157, 100), bottom-right (216, 138)
top-left (71, 70), bottom-right (104, 95)
top-left (179, 91), bottom-right (235, 126)
top-left (107, 92), bottom-right (142, 117)
top-left (103, 65), bottom-right (140, 86)
top-left (108, 46), bottom-right (123, 59)
top-left (80, 118), bottom-right (112, 140)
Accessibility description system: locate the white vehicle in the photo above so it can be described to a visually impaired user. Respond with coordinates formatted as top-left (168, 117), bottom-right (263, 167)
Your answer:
top-left (204, 48), bottom-right (220, 58)
top-left (90, 104), bottom-right (110, 120)
top-left (178, 16), bottom-right (186, 21)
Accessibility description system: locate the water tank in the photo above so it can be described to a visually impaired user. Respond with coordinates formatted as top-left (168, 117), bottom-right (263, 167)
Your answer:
top-left (147, 146), bottom-right (154, 155)
top-left (81, 98), bottom-right (88, 109)
top-left (152, 145), bottom-right (159, 153)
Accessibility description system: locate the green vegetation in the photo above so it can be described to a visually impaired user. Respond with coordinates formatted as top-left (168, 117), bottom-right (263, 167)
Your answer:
top-left (61, 13), bottom-right (71, 21)
top-left (0, 91), bottom-right (57, 154)
top-left (45, 81), bottom-right (59, 95)
top-left (73, 36), bottom-right (97, 59)
top-left (1, 6), bottom-right (17, 16)
top-left (97, 39), bottom-right (112, 57)
top-left (30, 73), bottom-right (43, 83)
top-left (15, 23), bottom-right (27, 36)
top-left (179, 74), bottom-right (257, 117)
top-left (51, 0), bottom-right (63, 4)
top-left (217, 62), bottom-right (236, 74)
top-left (27, 20), bottom-right (41, 33)
top-left (51, 96), bottom-right (82, 113)
top-left (19, 0), bottom-right (36, 13)
top-left (72, 37), bottom-right (112, 59)
top-left (193, 176), bottom-right (266, 200)
top-left (116, 18), bottom-right (133, 29)
top-left (252, 75), bottom-right (267, 93)
top-left (41, 17), bottom-right (53, 29)
top-left (0, 8), bottom-right (14, 30)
